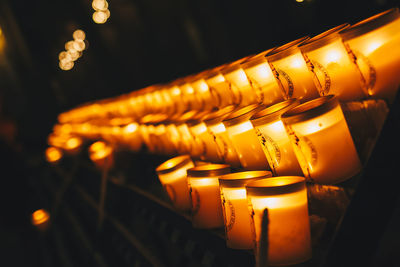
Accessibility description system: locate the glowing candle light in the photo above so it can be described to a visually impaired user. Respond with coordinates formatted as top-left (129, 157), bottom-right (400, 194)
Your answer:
top-left (187, 164), bottom-right (230, 228)
top-left (156, 155), bottom-right (195, 211)
top-left (241, 49), bottom-right (285, 106)
top-left (203, 105), bottom-right (241, 167)
top-left (340, 8), bottom-right (400, 103)
top-left (220, 55), bottom-right (255, 106)
top-left (223, 104), bottom-right (270, 170)
top-left (250, 99), bottom-right (303, 176)
top-left (45, 146), bottom-right (63, 164)
top-left (73, 29), bottom-right (86, 41)
top-left (93, 10), bottom-right (108, 24)
top-left (246, 177), bottom-right (312, 266)
top-left (190, 74), bottom-right (213, 110)
top-left (266, 37), bottom-right (320, 102)
top-left (300, 24), bottom-right (367, 101)
top-left (281, 95), bottom-right (362, 184)
top-left (31, 209), bottom-right (51, 231)
top-left (219, 171), bottom-right (272, 249)
top-left (89, 141), bottom-right (114, 169)
top-left (205, 69), bottom-right (235, 108)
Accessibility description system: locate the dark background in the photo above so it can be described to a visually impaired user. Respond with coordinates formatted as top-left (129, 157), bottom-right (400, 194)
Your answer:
top-left (0, 0), bottom-right (399, 266)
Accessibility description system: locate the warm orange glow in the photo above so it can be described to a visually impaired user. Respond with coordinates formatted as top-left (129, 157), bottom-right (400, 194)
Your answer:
top-left (92, 0), bottom-right (108, 11)
top-left (73, 29), bottom-right (86, 41)
top-left (59, 60), bottom-right (74, 71)
top-left (65, 137), bottom-right (82, 150)
top-left (325, 49), bottom-right (341, 62)
top-left (32, 209), bottom-right (50, 226)
top-left (93, 11), bottom-right (108, 24)
top-left (45, 147), bottom-right (63, 163)
top-left (89, 141), bottom-right (107, 153)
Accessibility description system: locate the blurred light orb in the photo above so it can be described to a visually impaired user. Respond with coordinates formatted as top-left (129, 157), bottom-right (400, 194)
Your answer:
top-left (92, 0), bottom-right (108, 11)
top-left (59, 60), bottom-right (74, 71)
top-left (93, 11), bottom-right (108, 24)
top-left (73, 29), bottom-right (86, 41)
top-left (65, 40), bottom-right (76, 51)
top-left (72, 40), bottom-right (86, 51)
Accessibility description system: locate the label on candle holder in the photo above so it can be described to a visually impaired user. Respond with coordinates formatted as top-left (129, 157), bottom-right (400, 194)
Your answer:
top-left (275, 69), bottom-right (294, 98)
top-left (223, 198), bottom-right (235, 232)
top-left (190, 187), bottom-right (201, 215)
top-left (255, 128), bottom-right (281, 167)
top-left (163, 184), bottom-right (177, 203)
top-left (354, 50), bottom-right (377, 91)
top-left (311, 60), bottom-right (331, 95)
top-left (248, 77), bottom-right (266, 103)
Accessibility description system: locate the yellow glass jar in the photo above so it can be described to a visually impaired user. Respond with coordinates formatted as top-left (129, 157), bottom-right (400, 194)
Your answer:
top-left (156, 155), bottom-right (195, 211)
top-left (219, 170), bottom-right (272, 249)
top-left (281, 95), bottom-right (362, 184)
top-left (246, 176), bottom-right (312, 266)
top-left (266, 37), bottom-right (320, 102)
top-left (300, 24), bottom-right (367, 101)
top-left (187, 164), bottom-right (231, 228)
top-left (340, 8), bottom-right (400, 103)
top-left (223, 104), bottom-right (270, 170)
top-left (250, 99), bottom-right (303, 176)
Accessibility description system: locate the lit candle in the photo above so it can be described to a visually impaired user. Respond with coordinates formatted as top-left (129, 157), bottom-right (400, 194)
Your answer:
top-left (190, 73), bottom-right (216, 111)
top-left (120, 122), bottom-right (142, 152)
top-left (203, 105), bottom-right (241, 168)
top-left (246, 176), bottom-right (312, 266)
top-left (281, 95), bottom-right (362, 184)
top-left (45, 146), bottom-right (63, 164)
top-left (31, 209), bottom-right (51, 232)
top-left (340, 8), bottom-right (400, 103)
top-left (89, 141), bottom-right (114, 169)
top-left (223, 104), bottom-right (270, 170)
top-left (188, 119), bottom-right (221, 162)
top-left (156, 155), bottom-right (195, 211)
top-left (205, 69), bottom-right (236, 108)
top-left (250, 99), bottom-right (303, 176)
top-left (187, 164), bottom-right (231, 228)
top-left (266, 37), bottom-right (320, 102)
top-left (220, 55), bottom-right (255, 106)
top-left (300, 23), bottom-right (367, 101)
top-left (219, 171), bottom-right (272, 249)
top-left (241, 49), bottom-right (286, 106)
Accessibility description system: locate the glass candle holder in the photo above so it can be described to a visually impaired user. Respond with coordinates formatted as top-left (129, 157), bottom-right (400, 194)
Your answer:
top-left (188, 118), bottom-right (221, 163)
top-left (340, 8), bottom-right (400, 103)
top-left (219, 170), bottom-right (272, 249)
top-left (266, 37), bottom-right (320, 102)
top-left (223, 104), bottom-right (270, 170)
top-left (281, 95), bottom-right (362, 184)
top-left (165, 123), bottom-right (181, 153)
top-left (120, 122), bottom-right (142, 152)
top-left (250, 99), bottom-right (303, 176)
top-left (180, 80), bottom-right (203, 111)
top-left (89, 142), bottom-right (114, 169)
top-left (241, 49), bottom-right (285, 106)
top-left (203, 105), bottom-right (241, 168)
top-left (220, 55), bottom-right (255, 106)
top-left (168, 85), bottom-right (188, 115)
top-left (205, 69), bottom-right (236, 108)
top-left (246, 176), bottom-right (312, 266)
top-left (187, 164), bottom-right (231, 228)
top-left (156, 155), bottom-right (195, 211)
top-left (300, 24), bottom-right (367, 101)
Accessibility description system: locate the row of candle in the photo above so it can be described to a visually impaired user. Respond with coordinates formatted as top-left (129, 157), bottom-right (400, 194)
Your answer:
top-left (50, 94), bottom-right (362, 185)
top-left (57, 8), bottom-right (400, 125)
top-left (156, 157), bottom-right (311, 266)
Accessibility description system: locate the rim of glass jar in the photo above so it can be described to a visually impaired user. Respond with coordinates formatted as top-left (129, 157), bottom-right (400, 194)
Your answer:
top-left (266, 36), bottom-right (310, 62)
top-left (241, 48), bottom-right (275, 69)
top-left (299, 23), bottom-right (350, 52)
top-left (281, 95), bottom-right (338, 125)
top-left (250, 99), bottom-right (300, 126)
top-left (246, 176), bottom-right (306, 196)
top-left (172, 110), bottom-right (201, 124)
top-left (203, 105), bottom-right (237, 125)
top-left (187, 164), bottom-right (231, 178)
top-left (222, 104), bottom-right (264, 127)
top-left (219, 170), bottom-right (272, 188)
top-left (220, 55), bottom-right (255, 74)
top-left (156, 155), bottom-right (193, 175)
top-left (340, 8), bottom-right (400, 41)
